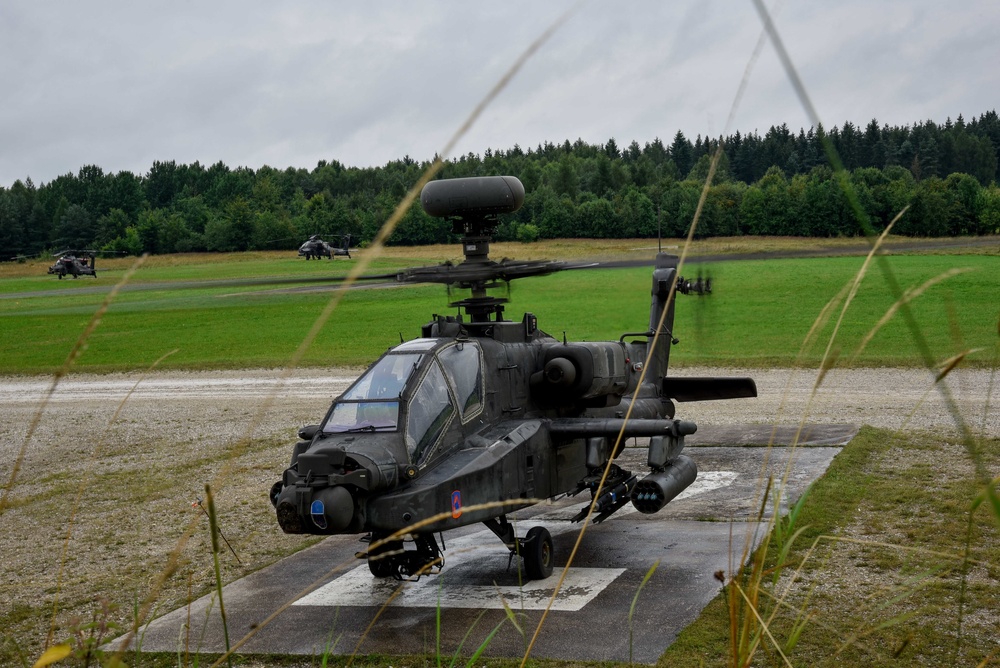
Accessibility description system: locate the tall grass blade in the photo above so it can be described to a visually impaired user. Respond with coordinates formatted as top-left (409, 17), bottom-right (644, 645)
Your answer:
top-left (30, 644), bottom-right (71, 668)
top-left (201, 501), bottom-right (541, 668)
top-left (745, 9), bottom-right (997, 662)
top-left (817, 211), bottom-right (900, 371)
top-left (936, 349), bottom-right (982, 382)
top-left (851, 268), bottom-right (973, 363)
top-left (450, 596), bottom-right (513, 668)
top-left (436, 577), bottom-right (443, 667)
top-left (628, 561), bottom-right (659, 665)
top-left (732, 581), bottom-right (793, 667)
top-left (520, 6), bottom-right (799, 664)
top-left (499, 593), bottom-right (525, 638)
top-left (465, 617), bottom-right (507, 668)
top-left (834, 609), bottom-right (922, 657)
top-left (446, 609), bottom-right (487, 668)
top-left (753, 0), bottom-right (990, 561)
top-left (204, 485), bottom-right (233, 668)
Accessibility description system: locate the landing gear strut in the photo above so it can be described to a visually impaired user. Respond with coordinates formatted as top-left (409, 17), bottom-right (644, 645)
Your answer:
top-left (484, 515), bottom-right (554, 580)
top-left (364, 532), bottom-right (442, 580)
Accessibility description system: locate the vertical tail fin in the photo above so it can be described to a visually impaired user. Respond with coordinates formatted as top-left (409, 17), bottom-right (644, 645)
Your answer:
top-left (645, 253), bottom-right (679, 381)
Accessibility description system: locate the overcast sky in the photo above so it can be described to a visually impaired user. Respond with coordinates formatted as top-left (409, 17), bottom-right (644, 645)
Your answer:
top-left (2, 1), bottom-right (998, 187)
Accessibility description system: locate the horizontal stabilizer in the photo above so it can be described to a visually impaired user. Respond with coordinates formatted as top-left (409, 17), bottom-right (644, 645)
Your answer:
top-left (663, 377), bottom-right (757, 402)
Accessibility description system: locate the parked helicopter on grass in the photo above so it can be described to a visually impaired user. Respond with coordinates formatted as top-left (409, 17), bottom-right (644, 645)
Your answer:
top-left (298, 234), bottom-right (352, 260)
top-left (47, 250), bottom-right (98, 279)
top-left (269, 175), bottom-right (757, 581)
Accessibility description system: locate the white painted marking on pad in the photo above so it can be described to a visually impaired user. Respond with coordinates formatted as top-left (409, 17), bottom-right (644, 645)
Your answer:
top-left (294, 470), bottom-right (738, 610)
top-left (296, 562), bottom-right (624, 611)
top-left (678, 470), bottom-right (739, 499)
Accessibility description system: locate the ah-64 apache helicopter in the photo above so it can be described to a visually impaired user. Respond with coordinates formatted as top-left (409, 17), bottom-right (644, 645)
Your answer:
top-left (298, 234), bottom-right (352, 260)
top-left (48, 250), bottom-right (99, 279)
top-left (270, 175), bottom-right (756, 580)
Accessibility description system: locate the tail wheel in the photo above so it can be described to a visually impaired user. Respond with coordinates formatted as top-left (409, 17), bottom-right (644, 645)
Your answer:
top-left (522, 526), bottom-right (554, 580)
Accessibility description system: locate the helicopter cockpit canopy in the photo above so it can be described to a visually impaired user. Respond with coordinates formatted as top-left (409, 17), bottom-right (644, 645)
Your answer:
top-left (322, 338), bottom-right (485, 464)
top-left (323, 352), bottom-right (418, 433)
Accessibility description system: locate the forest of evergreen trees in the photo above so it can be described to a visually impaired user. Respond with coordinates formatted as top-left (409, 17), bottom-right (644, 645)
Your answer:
top-left (2, 111), bottom-right (999, 259)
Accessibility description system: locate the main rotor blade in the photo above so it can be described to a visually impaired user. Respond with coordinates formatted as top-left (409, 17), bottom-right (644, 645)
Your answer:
top-left (395, 258), bottom-right (569, 285)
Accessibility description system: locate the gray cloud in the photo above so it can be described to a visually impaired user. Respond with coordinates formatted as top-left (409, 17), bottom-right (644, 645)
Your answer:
top-left (1, 1), bottom-right (997, 186)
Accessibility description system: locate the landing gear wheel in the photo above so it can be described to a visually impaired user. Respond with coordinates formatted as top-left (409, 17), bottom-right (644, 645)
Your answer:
top-left (522, 526), bottom-right (554, 580)
top-left (367, 539), bottom-right (402, 577)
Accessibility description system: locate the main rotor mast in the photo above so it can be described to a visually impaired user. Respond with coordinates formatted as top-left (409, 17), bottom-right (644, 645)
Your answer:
top-left (398, 175), bottom-right (562, 323)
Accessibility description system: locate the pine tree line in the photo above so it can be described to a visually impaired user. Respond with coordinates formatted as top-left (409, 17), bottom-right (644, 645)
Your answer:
top-left (2, 111), bottom-right (999, 258)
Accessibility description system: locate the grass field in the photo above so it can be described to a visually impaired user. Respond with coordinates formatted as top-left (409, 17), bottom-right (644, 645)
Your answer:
top-left (1, 238), bottom-right (998, 374)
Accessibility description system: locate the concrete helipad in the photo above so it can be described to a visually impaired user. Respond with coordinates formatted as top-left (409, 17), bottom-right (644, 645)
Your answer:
top-left (130, 424), bottom-right (857, 663)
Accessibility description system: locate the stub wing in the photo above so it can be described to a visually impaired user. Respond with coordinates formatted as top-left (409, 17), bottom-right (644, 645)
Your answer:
top-left (662, 376), bottom-right (758, 402)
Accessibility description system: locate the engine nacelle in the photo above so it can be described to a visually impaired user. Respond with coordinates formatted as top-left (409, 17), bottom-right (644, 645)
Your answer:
top-left (530, 342), bottom-right (633, 407)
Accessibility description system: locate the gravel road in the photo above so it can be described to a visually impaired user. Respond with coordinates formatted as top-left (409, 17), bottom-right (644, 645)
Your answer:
top-left (1, 366), bottom-right (995, 462)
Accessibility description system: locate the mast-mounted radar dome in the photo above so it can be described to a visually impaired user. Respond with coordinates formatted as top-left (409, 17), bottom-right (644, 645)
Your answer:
top-left (420, 176), bottom-right (525, 219)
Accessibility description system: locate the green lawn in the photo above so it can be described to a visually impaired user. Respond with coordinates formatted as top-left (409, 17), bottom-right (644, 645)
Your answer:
top-left (1, 253), bottom-right (997, 373)
top-left (2, 247), bottom-right (998, 668)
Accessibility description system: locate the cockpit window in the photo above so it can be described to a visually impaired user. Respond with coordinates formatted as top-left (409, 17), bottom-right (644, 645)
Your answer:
top-left (342, 353), bottom-right (421, 400)
top-left (437, 342), bottom-right (484, 420)
top-left (405, 361), bottom-right (455, 463)
top-left (323, 353), bottom-right (421, 433)
top-left (323, 401), bottom-right (400, 433)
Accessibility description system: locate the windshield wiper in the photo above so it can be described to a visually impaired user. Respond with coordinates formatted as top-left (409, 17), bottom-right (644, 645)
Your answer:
top-left (324, 421), bottom-right (396, 434)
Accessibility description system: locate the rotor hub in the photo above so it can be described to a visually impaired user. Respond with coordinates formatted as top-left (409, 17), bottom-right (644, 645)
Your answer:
top-left (401, 176), bottom-right (566, 322)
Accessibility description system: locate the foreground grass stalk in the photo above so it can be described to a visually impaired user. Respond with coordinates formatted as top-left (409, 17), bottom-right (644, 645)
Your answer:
top-left (743, 5), bottom-right (997, 661)
top-left (735, 481), bottom-right (772, 665)
top-left (732, 580), bottom-right (792, 667)
top-left (730, 222), bottom-right (902, 665)
top-left (519, 0), bottom-right (794, 657)
top-left (522, 114), bottom-right (726, 663)
top-left (852, 268), bottom-right (974, 363)
top-left (755, 0), bottom-right (991, 532)
top-left (466, 616), bottom-right (508, 668)
top-left (204, 485), bottom-right (233, 668)
top-left (763, 507), bottom-right (995, 662)
top-left (520, 251), bottom-right (682, 664)
top-left (628, 561), bottom-right (659, 665)
top-left (733, 222), bottom-right (900, 662)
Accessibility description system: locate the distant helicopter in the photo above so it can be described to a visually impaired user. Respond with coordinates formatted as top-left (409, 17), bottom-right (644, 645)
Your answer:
top-left (47, 250), bottom-right (98, 279)
top-left (298, 234), bottom-right (352, 260)
top-left (270, 176), bottom-right (756, 581)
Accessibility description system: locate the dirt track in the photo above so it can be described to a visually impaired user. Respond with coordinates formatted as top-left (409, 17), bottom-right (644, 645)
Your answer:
top-left (1, 366), bottom-right (995, 463)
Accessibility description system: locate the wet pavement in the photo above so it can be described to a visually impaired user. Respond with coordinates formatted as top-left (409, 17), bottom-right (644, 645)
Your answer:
top-left (127, 424), bottom-right (857, 663)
